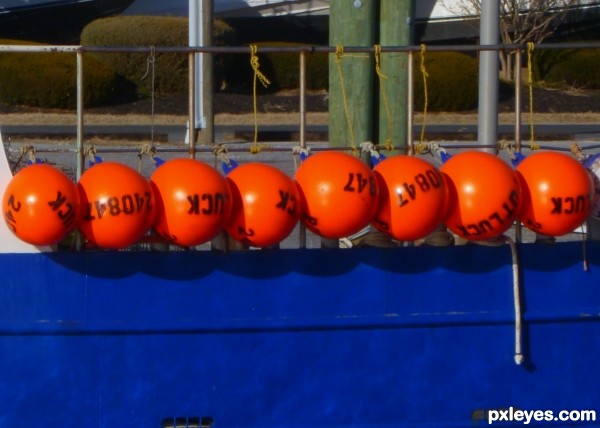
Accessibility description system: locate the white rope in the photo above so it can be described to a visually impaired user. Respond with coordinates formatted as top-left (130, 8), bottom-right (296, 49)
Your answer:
top-left (505, 235), bottom-right (524, 365)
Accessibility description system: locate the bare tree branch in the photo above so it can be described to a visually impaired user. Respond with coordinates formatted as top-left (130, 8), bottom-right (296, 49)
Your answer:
top-left (440, 0), bottom-right (587, 80)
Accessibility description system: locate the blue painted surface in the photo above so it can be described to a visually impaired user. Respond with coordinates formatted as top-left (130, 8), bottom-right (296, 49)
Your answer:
top-left (0, 242), bottom-right (599, 427)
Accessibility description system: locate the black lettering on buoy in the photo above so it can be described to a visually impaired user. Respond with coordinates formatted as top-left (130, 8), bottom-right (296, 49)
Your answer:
top-left (398, 183), bottom-right (416, 207)
top-left (94, 201), bottom-right (106, 219)
top-left (48, 191), bottom-right (67, 212)
top-left (356, 173), bottom-right (368, 193)
top-left (276, 190), bottom-right (291, 211)
top-left (57, 202), bottom-right (76, 228)
top-left (489, 212), bottom-right (503, 225)
top-left (426, 169), bottom-right (442, 188)
top-left (187, 194), bottom-right (200, 215)
top-left (7, 195), bottom-right (21, 212)
top-left (134, 192), bottom-right (145, 212)
top-left (275, 191), bottom-right (297, 216)
top-left (214, 193), bottom-right (226, 215)
top-left (369, 175), bottom-right (377, 196)
top-left (108, 197), bottom-right (121, 216)
top-left (121, 194), bottom-right (134, 215)
top-left (144, 191), bottom-right (153, 212)
top-left (344, 173), bottom-right (355, 192)
top-left (415, 173), bottom-right (431, 192)
top-left (344, 173), bottom-right (370, 193)
top-left (201, 193), bottom-right (213, 215)
top-left (551, 197), bottom-right (563, 214)
top-left (467, 224), bottom-right (482, 235)
top-left (457, 225), bottom-right (470, 237)
top-left (478, 220), bottom-right (493, 234)
top-left (4, 210), bottom-right (17, 232)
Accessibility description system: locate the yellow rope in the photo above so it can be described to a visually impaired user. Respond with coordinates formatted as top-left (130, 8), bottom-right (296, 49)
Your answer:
top-left (526, 42), bottom-right (539, 151)
top-left (335, 45), bottom-right (357, 154)
top-left (374, 45), bottom-right (393, 152)
top-left (419, 44), bottom-right (429, 147)
top-left (249, 44), bottom-right (271, 154)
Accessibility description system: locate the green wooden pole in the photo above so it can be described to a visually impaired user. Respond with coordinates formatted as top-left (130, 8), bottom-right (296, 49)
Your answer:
top-left (328, 0), bottom-right (376, 149)
top-left (377, 0), bottom-right (415, 152)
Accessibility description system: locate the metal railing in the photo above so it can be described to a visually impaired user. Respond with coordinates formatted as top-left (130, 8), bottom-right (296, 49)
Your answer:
top-left (3, 41), bottom-right (600, 174)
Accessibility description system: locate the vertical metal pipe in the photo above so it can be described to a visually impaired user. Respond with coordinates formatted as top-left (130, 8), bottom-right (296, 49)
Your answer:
top-left (514, 49), bottom-right (522, 153)
top-left (189, 0), bottom-right (205, 130)
top-left (188, 50), bottom-right (196, 158)
top-left (299, 50), bottom-right (307, 150)
top-left (478, 0), bottom-right (500, 153)
top-left (514, 49), bottom-right (522, 243)
top-left (202, 0), bottom-right (214, 145)
top-left (76, 49), bottom-right (84, 179)
top-left (407, 49), bottom-right (414, 155)
top-left (298, 49), bottom-right (307, 249)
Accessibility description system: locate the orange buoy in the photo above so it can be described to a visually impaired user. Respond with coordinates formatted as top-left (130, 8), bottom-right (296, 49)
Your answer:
top-left (78, 162), bottom-right (154, 249)
top-left (440, 151), bottom-right (521, 240)
top-left (517, 151), bottom-right (593, 236)
top-left (225, 162), bottom-right (299, 248)
top-left (372, 155), bottom-right (447, 241)
top-left (294, 151), bottom-right (378, 239)
top-left (2, 164), bottom-right (80, 246)
top-left (150, 158), bottom-right (231, 246)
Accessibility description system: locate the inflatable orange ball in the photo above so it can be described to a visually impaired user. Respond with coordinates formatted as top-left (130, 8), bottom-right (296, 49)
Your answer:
top-left (440, 151), bottom-right (521, 240)
top-left (150, 158), bottom-right (232, 246)
top-left (372, 156), bottom-right (447, 241)
top-left (294, 151), bottom-right (378, 239)
top-left (225, 162), bottom-right (299, 248)
top-left (2, 164), bottom-right (80, 246)
top-left (517, 151), bottom-right (593, 236)
top-left (78, 162), bottom-right (155, 249)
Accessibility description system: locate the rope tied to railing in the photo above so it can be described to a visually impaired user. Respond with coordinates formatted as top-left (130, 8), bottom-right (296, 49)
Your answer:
top-left (334, 44), bottom-right (357, 154)
top-left (374, 44), bottom-right (394, 152)
top-left (526, 42), bottom-right (539, 151)
top-left (419, 44), bottom-right (429, 148)
top-left (249, 44), bottom-right (271, 155)
top-left (141, 46), bottom-right (157, 145)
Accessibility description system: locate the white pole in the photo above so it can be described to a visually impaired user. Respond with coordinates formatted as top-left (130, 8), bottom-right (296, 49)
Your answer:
top-left (478, 0), bottom-right (499, 153)
top-left (189, 0), bottom-right (206, 129)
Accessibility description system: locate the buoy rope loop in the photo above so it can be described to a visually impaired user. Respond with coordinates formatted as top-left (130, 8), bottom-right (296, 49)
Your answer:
top-left (526, 42), bottom-right (536, 151)
top-left (374, 44), bottom-right (394, 151)
top-left (249, 44), bottom-right (271, 154)
top-left (419, 44), bottom-right (429, 147)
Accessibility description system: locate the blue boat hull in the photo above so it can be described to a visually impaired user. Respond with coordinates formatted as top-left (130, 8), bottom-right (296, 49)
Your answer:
top-left (1, 242), bottom-right (599, 427)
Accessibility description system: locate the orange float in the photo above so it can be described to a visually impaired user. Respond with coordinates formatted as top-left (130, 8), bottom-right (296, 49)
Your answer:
top-left (294, 151), bottom-right (378, 239)
top-left (372, 155), bottom-right (447, 241)
top-left (225, 162), bottom-right (299, 248)
top-left (517, 151), bottom-right (593, 236)
top-left (2, 164), bottom-right (80, 246)
top-left (440, 151), bottom-right (521, 240)
top-left (78, 162), bottom-right (155, 249)
top-left (150, 158), bottom-right (232, 246)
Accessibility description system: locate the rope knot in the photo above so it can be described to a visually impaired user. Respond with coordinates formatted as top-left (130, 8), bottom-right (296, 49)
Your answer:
top-left (250, 44), bottom-right (271, 88)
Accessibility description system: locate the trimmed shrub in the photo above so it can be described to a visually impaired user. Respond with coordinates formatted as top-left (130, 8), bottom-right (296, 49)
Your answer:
top-left (81, 16), bottom-right (236, 96)
top-left (0, 39), bottom-right (125, 109)
top-left (224, 42), bottom-right (328, 92)
top-left (540, 48), bottom-right (600, 89)
top-left (413, 51), bottom-right (479, 112)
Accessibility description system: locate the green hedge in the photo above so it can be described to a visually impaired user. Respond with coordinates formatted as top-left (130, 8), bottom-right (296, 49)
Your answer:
top-left (537, 48), bottom-right (600, 89)
top-left (0, 39), bottom-right (124, 109)
top-left (81, 15), bottom-right (236, 96)
top-left (413, 51), bottom-right (479, 112)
